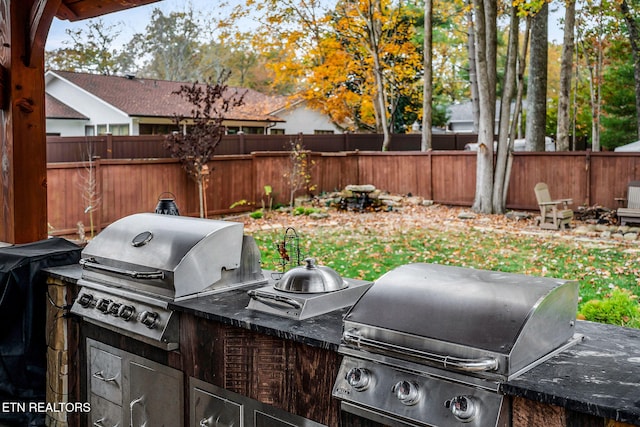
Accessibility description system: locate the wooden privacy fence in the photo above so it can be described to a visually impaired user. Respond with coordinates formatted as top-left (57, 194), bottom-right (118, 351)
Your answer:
top-left (47, 150), bottom-right (640, 237)
top-left (46, 133), bottom-right (481, 162)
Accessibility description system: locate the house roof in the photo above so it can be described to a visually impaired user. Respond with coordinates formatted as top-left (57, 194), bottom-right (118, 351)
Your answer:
top-left (45, 93), bottom-right (89, 120)
top-left (47, 70), bottom-right (286, 123)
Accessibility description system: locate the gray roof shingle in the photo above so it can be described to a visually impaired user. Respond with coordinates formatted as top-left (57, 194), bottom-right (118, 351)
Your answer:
top-left (51, 70), bottom-right (287, 122)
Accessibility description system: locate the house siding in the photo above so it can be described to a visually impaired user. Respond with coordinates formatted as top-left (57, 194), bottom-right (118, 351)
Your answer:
top-left (46, 119), bottom-right (88, 136)
top-left (270, 104), bottom-right (340, 134)
top-left (46, 77), bottom-right (133, 135)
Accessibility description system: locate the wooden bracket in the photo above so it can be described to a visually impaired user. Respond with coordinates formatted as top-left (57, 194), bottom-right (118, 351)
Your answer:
top-left (29, 0), bottom-right (62, 67)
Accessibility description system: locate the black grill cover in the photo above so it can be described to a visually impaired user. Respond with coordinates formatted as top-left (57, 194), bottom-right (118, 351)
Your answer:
top-left (0, 238), bottom-right (81, 425)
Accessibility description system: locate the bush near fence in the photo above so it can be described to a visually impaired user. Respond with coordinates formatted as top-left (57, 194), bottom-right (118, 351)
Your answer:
top-left (47, 149), bottom-right (640, 238)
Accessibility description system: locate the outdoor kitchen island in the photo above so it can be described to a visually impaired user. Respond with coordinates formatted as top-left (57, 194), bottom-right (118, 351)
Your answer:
top-left (45, 263), bottom-right (640, 427)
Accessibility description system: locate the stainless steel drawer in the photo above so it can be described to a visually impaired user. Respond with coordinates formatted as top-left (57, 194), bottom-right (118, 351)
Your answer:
top-left (90, 394), bottom-right (122, 427)
top-left (88, 345), bottom-right (122, 405)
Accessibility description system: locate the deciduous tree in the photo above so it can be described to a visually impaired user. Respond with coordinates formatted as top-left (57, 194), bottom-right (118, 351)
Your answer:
top-left (165, 71), bottom-right (246, 218)
top-left (45, 19), bottom-right (132, 75)
top-left (557, 0), bottom-right (577, 151)
top-left (470, 0), bottom-right (497, 214)
top-left (525, 2), bottom-right (548, 152)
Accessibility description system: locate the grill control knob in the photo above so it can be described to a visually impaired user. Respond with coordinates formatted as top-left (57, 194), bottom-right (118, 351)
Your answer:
top-left (96, 298), bottom-right (111, 313)
top-left (117, 305), bottom-right (136, 321)
top-left (77, 293), bottom-right (94, 307)
top-left (107, 302), bottom-right (121, 316)
top-left (392, 380), bottom-right (421, 406)
top-left (447, 395), bottom-right (477, 422)
top-left (139, 310), bottom-right (159, 329)
top-left (345, 367), bottom-right (371, 391)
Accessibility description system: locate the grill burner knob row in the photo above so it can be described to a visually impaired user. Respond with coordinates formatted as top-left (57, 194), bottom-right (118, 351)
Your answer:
top-left (139, 310), bottom-right (160, 329)
top-left (446, 395), bottom-right (477, 422)
top-left (345, 367), bottom-right (371, 391)
top-left (392, 380), bottom-right (421, 406)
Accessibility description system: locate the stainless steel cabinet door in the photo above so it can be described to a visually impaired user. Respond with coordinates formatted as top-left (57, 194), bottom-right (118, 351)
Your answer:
top-left (192, 385), bottom-right (243, 427)
top-left (128, 359), bottom-right (184, 427)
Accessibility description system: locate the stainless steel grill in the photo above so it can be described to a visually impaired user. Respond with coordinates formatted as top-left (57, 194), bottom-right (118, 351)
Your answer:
top-left (71, 213), bottom-right (266, 349)
top-left (333, 263), bottom-right (583, 427)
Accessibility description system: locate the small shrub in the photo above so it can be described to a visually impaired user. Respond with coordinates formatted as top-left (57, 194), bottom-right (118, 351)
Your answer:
top-left (578, 287), bottom-right (640, 328)
top-left (249, 210), bottom-right (264, 219)
top-left (292, 206), bottom-right (320, 216)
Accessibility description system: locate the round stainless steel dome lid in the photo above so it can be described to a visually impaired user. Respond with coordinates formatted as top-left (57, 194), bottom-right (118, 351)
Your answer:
top-left (274, 258), bottom-right (348, 293)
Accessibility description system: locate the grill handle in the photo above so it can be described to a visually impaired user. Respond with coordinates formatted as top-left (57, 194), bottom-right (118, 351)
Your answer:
top-left (247, 290), bottom-right (303, 309)
top-left (80, 258), bottom-right (165, 280)
top-left (343, 329), bottom-right (499, 373)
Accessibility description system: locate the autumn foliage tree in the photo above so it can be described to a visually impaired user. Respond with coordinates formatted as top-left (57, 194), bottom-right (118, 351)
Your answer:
top-left (304, 0), bottom-right (423, 149)
top-left (165, 71), bottom-right (246, 218)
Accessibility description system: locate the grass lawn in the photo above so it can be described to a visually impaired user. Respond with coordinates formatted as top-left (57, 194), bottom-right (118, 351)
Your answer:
top-left (240, 204), bottom-right (640, 327)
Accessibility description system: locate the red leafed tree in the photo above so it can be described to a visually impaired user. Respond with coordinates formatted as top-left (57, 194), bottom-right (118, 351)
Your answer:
top-left (165, 70), bottom-right (246, 217)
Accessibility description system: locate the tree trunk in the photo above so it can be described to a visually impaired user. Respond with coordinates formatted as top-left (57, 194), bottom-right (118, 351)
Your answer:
top-left (492, 7), bottom-right (519, 214)
top-left (620, 0), bottom-right (640, 139)
top-left (467, 6), bottom-right (480, 134)
top-left (511, 18), bottom-right (530, 148)
top-left (589, 60), bottom-right (602, 151)
top-left (197, 173), bottom-right (205, 218)
top-left (557, 0), bottom-right (576, 151)
top-left (421, 0), bottom-right (433, 151)
top-left (367, 0), bottom-right (391, 151)
top-left (471, 0), bottom-right (497, 214)
top-left (525, 3), bottom-right (548, 152)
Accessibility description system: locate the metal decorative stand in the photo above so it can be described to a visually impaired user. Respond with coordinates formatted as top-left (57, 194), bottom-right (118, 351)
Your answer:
top-left (272, 227), bottom-right (302, 280)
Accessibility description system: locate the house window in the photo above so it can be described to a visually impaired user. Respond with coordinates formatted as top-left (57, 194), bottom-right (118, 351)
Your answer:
top-left (270, 128), bottom-right (285, 135)
top-left (226, 127), bottom-right (240, 135)
top-left (139, 124), bottom-right (179, 135)
top-left (314, 130), bottom-right (334, 134)
top-left (96, 125), bottom-right (108, 135)
top-left (242, 127), bottom-right (264, 135)
top-left (85, 126), bottom-right (95, 136)
top-left (109, 124), bottom-right (130, 136)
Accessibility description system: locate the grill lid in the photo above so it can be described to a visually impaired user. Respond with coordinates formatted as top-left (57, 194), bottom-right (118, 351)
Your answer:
top-left (342, 263), bottom-right (579, 378)
top-left (80, 213), bottom-right (250, 299)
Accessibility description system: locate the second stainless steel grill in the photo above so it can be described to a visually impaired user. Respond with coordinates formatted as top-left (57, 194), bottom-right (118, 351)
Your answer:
top-left (333, 263), bottom-right (583, 427)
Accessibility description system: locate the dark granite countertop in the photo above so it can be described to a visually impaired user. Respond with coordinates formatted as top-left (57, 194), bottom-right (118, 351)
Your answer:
top-left (502, 321), bottom-right (640, 425)
top-left (46, 265), bottom-right (640, 425)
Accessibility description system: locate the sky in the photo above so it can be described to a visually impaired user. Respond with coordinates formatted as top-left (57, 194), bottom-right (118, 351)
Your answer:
top-left (46, 0), bottom-right (568, 51)
top-left (46, 0), bottom-right (241, 50)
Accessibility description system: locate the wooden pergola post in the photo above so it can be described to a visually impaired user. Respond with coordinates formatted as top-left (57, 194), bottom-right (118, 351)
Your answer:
top-left (0, 0), bottom-right (61, 244)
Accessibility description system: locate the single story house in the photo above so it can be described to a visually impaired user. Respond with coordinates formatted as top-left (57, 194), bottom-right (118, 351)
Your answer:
top-left (44, 70), bottom-right (340, 137)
